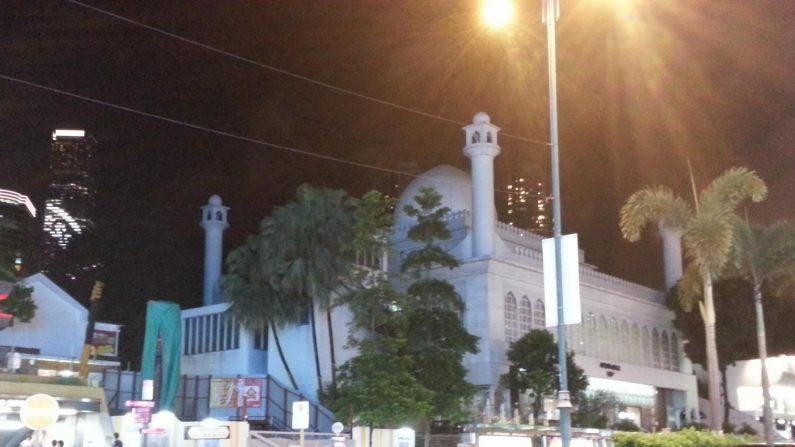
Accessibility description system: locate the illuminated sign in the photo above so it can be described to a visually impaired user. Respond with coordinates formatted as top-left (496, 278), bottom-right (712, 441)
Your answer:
top-left (0, 189), bottom-right (36, 217)
top-left (52, 129), bottom-right (86, 139)
top-left (184, 425), bottom-right (231, 440)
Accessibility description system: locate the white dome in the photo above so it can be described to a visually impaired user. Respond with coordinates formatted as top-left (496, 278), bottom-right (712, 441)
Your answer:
top-left (208, 195), bottom-right (222, 206)
top-left (395, 165), bottom-right (472, 226)
top-left (473, 112), bottom-right (491, 124)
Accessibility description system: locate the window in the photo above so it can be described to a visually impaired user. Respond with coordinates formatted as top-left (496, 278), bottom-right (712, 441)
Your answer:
top-left (505, 293), bottom-right (518, 343)
top-left (586, 313), bottom-right (597, 357)
top-left (631, 324), bottom-right (640, 364)
top-left (620, 321), bottom-right (630, 362)
top-left (519, 296), bottom-right (532, 334)
top-left (472, 131), bottom-right (481, 143)
top-left (661, 331), bottom-right (671, 370)
top-left (598, 316), bottom-right (609, 358)
top-left (641, 327), bottom-right (651, 366)
top-left (652, 329), bottom-right (661, 369)
top-left (671, 333), bottom-right (680, 371)
top-left (533, 299), bottom-right (545, 329)
top-left (609, 318), bottom-right (619, 361)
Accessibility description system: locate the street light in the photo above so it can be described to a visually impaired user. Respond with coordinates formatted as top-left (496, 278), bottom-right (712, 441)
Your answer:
top-left (482, 0), bottom-right (572, 446)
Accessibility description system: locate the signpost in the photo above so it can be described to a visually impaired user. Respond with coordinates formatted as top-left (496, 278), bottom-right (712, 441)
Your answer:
top-left (292, 401), bottom-right (310, 447)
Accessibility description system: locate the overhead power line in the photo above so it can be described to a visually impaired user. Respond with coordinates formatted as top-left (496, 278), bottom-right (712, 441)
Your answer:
top-left (0, 73), bottom-right (526, 196)
top-left (64, 0), bottom-right (550, 147)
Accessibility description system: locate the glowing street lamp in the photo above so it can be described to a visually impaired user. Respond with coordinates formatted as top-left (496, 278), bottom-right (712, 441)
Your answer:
top-left (482, 0), bottom-right (572, 446)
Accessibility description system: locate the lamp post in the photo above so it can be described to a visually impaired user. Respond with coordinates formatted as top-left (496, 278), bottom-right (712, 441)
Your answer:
top-left (482, 0), bottom-right (571, 445)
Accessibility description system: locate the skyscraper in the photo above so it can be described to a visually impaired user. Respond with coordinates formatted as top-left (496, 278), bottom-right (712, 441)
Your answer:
top-left (41, 129), bottom-right (98, 282)
top-left (499, 165), bottom-right (552, 237)
top-left (0, 188), bottom-right (37, 275)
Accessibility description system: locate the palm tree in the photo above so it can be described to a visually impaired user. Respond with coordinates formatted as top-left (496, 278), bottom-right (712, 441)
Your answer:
top-left (729, 220), bottom-right (795, 446)
top-left (260, 185), bottom-right (360, 394)
top-left (620, 167), bottom-right (767, 432)
top-left (223, 236), bottom-right (300, 389)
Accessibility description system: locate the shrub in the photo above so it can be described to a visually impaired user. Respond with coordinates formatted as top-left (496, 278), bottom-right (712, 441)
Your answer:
top-left (613, 428), bottom-right (759, 447)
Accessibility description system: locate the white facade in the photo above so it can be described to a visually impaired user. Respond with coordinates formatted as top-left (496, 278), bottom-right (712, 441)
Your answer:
top-left (726, 356), bottom-right (795, 436)
top-left (182, 113), bottom-right (698, 430)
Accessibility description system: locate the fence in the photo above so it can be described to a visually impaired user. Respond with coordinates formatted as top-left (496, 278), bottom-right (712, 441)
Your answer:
top-left (102, 370), bottom-right (335, 432)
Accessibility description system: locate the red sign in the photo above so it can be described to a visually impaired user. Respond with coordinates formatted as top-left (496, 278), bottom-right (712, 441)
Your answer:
top-left (133, 407), bottom-right (152, 424)
top-left (125, 400), bottom-right (156, 408)
top-left (140, 427), bottom-right (167, 435)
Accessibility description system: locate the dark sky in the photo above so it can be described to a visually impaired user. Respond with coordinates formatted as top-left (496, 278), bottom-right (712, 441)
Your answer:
top-left (1, 1), bottom-right (794, 364)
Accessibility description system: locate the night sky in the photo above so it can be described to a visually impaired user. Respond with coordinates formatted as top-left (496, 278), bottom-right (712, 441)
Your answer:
top-left (1, 1), bottom-right (794, 365)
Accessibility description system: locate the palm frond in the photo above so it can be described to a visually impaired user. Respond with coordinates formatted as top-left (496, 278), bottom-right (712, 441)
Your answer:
top-left (700, 167), bottom-right (767, 213)
top-left (619, 186), bottom-right (691, 242)
top-left (683, 211), bottom-right (734, 275)
top-left (677, 265), bottom-right (703, 312)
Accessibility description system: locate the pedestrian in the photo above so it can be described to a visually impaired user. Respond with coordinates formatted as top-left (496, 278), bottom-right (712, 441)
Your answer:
top-left (112, 433), bottom-right (123, 447)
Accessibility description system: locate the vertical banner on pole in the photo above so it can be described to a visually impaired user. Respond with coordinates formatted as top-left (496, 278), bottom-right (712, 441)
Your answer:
top-left (543, 234), bottom-right (582, 326)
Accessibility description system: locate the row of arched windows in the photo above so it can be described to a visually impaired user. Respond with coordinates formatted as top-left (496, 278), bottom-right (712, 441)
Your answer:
top-left (568, 313), bottom-right (681, 372)
top-left (504, 293), bottom-right (545, 343)
top-left (503, 293), bottom-right (681, 372)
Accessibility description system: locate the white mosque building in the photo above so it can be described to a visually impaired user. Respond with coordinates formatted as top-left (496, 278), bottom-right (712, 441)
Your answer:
top-left (182, 113), bottom-right (700, 431)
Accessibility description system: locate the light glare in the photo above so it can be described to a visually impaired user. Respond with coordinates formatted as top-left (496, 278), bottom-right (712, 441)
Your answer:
top-left (482, 0), bottom-right (514, 28)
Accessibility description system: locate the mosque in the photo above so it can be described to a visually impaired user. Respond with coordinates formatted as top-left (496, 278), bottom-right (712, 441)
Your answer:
top-left (184, 113), bottom-right (699, 432)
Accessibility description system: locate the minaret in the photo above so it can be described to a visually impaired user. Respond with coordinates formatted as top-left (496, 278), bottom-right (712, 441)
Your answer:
top-left (659, 224), bottom-right (683, 291)
top-left (200, 195), bottom-right (229, 306)
top-left (463, 112), bottom-right (501, 258)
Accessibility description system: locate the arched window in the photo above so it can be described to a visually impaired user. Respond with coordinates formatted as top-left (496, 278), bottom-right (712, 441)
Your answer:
top-left (652, 329), bottom-right (661, 369)
top-left (487, 132), bottom-right (493, 143)
top-left (586, 313), bottom-right (597, 357)
top-left (661, 331), bottom-right (671, 370)
top-left (570, 315), bottom-right (583, 354)
top-left (631, 324), bottom-right (640, 364)
top-left (620, 321), bottom-right (630, 362)
top-left (609, 318), bottom-right (619, 361)
top-left (472, 131), bottom-right (481, 143)
top-left (598, 316), bottom-right (609, 359)
top-left (519, 296), bottom-right (532, 334)
top-left (216, 211), bottom-right (223, 220)
top-left (505, 293), bottom-right (518, 343)
top-left (533, 298), bottom-right (545, 329)
top-left (671, 333), bottom-right (680, 371)
top-left (641, 327), bottom-right (651, 366)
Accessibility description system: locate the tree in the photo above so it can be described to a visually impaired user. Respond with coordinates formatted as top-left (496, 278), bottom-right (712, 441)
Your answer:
top-left (727, 220), bottom-right (795, 446)
top-left (572, 390), bottom-right (620, 429)
top-left (223, 236), bottom-right (300, 389)
top-left (500, 330), bottom-right (588, 420)
top-left (0, 263), bottom-right (36, 327)
top-left (331, 187), bottom-right (479, 437)
top-left (620, 167), bottom-right (767, 431)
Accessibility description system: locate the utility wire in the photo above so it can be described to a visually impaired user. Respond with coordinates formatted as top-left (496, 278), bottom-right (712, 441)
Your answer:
top-left (0, 73), bottom-right (529, 197)
top-left (65, 0), bottom-right (550, 147)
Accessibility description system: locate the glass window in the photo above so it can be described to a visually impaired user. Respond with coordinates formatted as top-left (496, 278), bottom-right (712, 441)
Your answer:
top-left (519, 296), bottom-right (532, 334)
top-left (642, 327), bottom-right (651, 366)
top-left (620, 321), bottom-right (630, 362)
top-left (661, 331), bottom-right (671, 370)
top-left (586, 313), bottom-right (597, 357)
top-left (609, 318), bottom-right (619, 361)
top-left (505, 293), bottom-right (518, 343)
top-left (671, 333), bottom-right (680, 371)
top-left (533, 298), bottom-right (545, 329)
top-left (598, 316), bottom-right (609, 358)
top-left (631, 324), bottom-right (640, 364)
top-left (652, 329), bottom-right (661, 369)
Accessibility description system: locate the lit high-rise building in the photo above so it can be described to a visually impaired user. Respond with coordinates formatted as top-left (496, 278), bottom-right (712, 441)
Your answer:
top-left (41, 129), bottom-right (98, 277)
top-left (500, 166), bottom-right (552, 237)
top-left (0, 188), bottom-right (37, 275)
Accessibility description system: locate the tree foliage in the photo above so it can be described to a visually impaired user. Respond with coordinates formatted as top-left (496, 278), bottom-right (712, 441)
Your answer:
top-left (331, 187), bottom-right (479, 429)
top-left (619, 166), bottom-right (766, 431)
top-left (500, 329), bottom-right (588, 419)
top-left (572, 390), bottom-right (621, 429)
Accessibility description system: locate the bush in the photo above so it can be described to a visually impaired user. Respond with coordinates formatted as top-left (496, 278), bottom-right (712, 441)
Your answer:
top-left (612, 420), bottom-right (641, 432)
top-left (613, 428), bottom-right (759, 447)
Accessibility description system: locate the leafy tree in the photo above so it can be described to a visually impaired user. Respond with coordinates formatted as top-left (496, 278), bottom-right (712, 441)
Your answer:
top-left (500, 329), bottom-right (588, 420)
top-left (726, 220), bottom-right (795, 446)
top-left (331, 187), bottom-right (479, 436)
top-left (572, 390), bottom-right (620, 429)
top-left (620, 167), bottom-right (767, 431)
top-left (223, 236), bottom-right (300, 389)
top-left (0, 263), bottom-right (36, 325)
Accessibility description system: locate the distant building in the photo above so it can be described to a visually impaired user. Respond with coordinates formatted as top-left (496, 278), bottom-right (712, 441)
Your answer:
top-left (499, 166), bottom-right (552, 237)
top-left (0, 188), bottom-right (37, 275)
top-left (41, 129), bottom-right (101, 285)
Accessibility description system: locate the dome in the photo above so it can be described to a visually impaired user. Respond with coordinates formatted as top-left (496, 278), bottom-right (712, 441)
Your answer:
top-left (208, 195), bottom-right (222, 206)
top-left (473, 112), bottom-right (491, 124)
top-left (395, 165), bottom-right (472, 226)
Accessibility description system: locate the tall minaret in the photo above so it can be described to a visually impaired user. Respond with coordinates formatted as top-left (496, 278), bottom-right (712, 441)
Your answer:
top-left (200, 195), bottom-right (229, 306)
top-left (463, 112), bottom-right (501, 258)
top-left (659, 224), bottom-right (683, 291)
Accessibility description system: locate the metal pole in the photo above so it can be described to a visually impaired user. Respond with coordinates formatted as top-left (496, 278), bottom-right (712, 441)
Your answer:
top-left (543, 0), bottom-right (571, 445)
